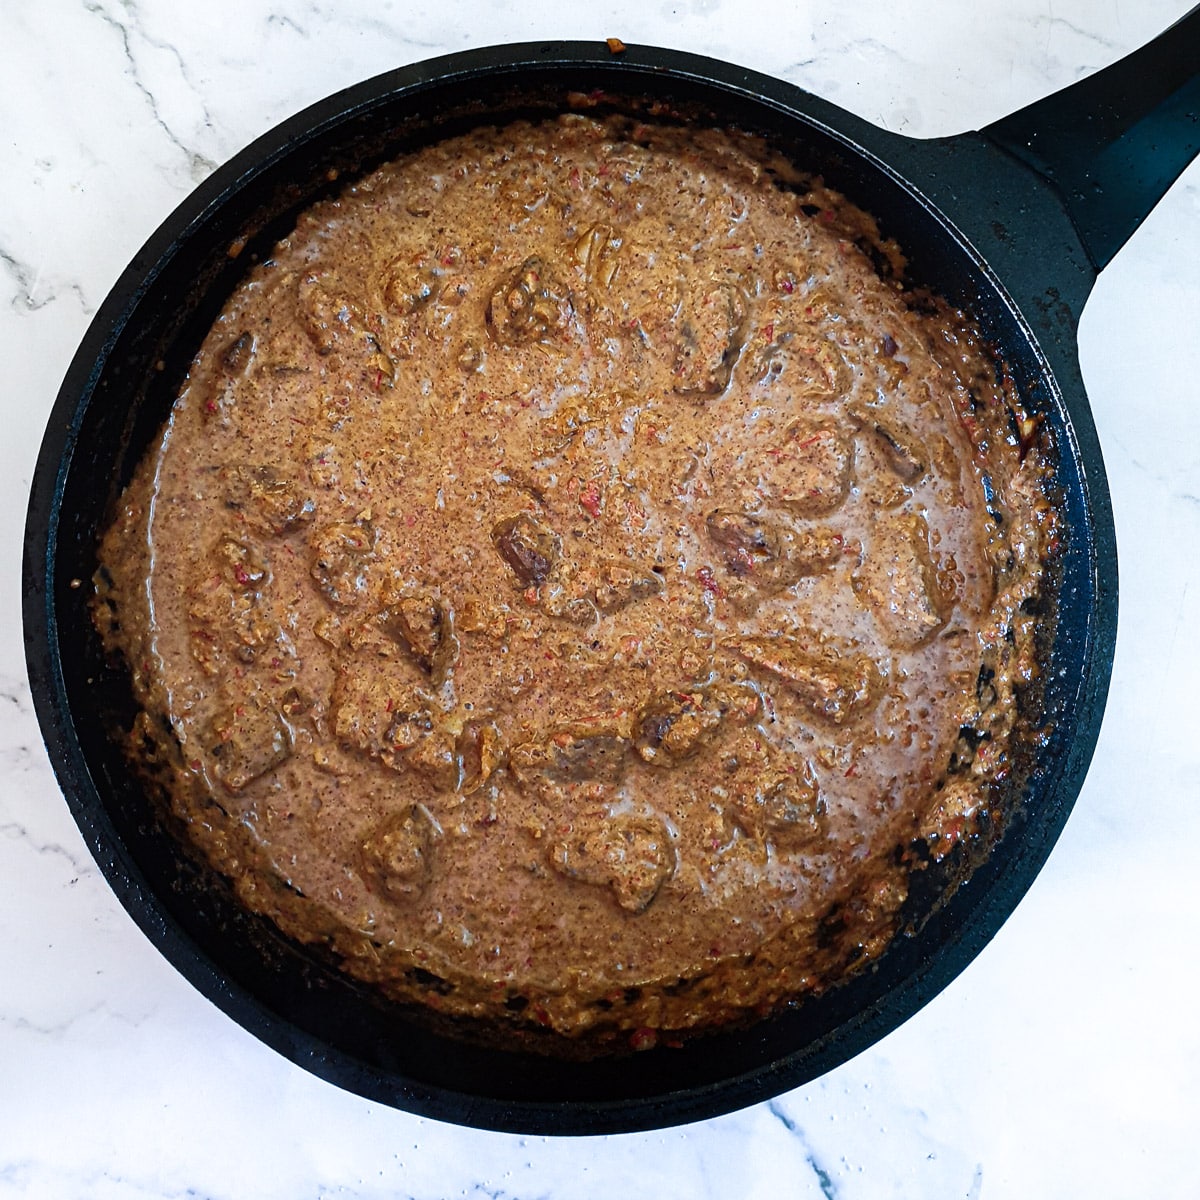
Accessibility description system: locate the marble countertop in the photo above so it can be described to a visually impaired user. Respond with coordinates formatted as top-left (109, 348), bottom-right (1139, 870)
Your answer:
top-left (4, 1), bottom-right (1199, 1196)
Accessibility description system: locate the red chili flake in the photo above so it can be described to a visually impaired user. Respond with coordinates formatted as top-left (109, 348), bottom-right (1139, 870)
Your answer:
top-left (796, 431), bottom-right (826, 449)
top-left (523, 586), bottom-right (540, 605)
top-left (630, 1027), bottom-right (658, 1052)
top-left (204, 398), bottom-right (218, 414)
top-left (569, 166), bottom-right (582, 190)
top-left (762, 321), bottom-right (775, 342)
top-left (819, 208), bottom-right (836, 224)
top-left (579, 478), bottom-right (603, 518)
top-left (781, 278), bottom-right (795, 294)
top-left (597, 163), bottom-right (609, 177)
top-left (233, 566), bottom-right (251, 586)
top-left (696, 566), bottom-right (724, 598)
top-left (188, 759), bottom-right (202, 772)
top-left (404, 513), bottom-right (416, 527)
top-left (845, 763), bottom-right (858, 778)
top-left (373, 368), bottom-right (383, 390)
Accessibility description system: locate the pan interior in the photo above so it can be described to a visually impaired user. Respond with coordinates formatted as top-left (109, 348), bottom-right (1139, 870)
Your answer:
top-left (29, 49), bottom-right (1107, 1134)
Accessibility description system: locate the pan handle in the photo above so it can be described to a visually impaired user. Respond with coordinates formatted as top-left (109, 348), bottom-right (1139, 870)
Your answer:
top-left (983, 5), bottom-right (1200, 272)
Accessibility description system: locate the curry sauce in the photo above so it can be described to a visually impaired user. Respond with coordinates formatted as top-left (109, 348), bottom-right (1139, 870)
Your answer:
top-left (95, 114), bottom-right (1055, 1048)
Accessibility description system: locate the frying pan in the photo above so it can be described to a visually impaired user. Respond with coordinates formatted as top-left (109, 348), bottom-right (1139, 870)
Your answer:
top-left (22, 11), bottom-right (1200, 1135)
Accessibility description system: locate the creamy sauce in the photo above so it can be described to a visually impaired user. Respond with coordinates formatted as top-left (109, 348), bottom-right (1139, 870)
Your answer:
top-left (95, 115), bottom-right (1054, 1048)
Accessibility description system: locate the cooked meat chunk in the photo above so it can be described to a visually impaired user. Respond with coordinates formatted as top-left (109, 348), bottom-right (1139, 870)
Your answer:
top-left (382, 258), bottom-right (439, 314)
top-left (187, 581), bottom-right (281, 671)
top-left (186, 537), bottom-right (283, 670)
top-left (297, 273), bottom-right (369, 355)
top-left (674, 283), bottom-right (747, 394)
top-left (330, 667), bottom-right (459, 788)
top-left (705, 510), bottom-right (792, 582)
top-left (854, 514), bottom-right (947, 647)
top-left (733, 760), bottom-right (823, 846)
top-left (360, 806), bottom-right (435, 902)
top-left (330, 669), bottom-right (431, 759)
top-left (761, 423), bottom-right (854, 517)
top-left (705, 510), bottom-right (842, 590)
top-left (753, 332), bottom-right (850, 398)
top-left (851, 407), bottom-right (927, 484)
top-left (634, 688), bottom-right (726, 766)
top-left (204, 698), bottom-right (292, 792)
top-left (223, 465), bottom-right (315, 535)
top-left (541, 590), bottom-right (600, 626)
top-left (550, 812), bottom-right (675, 913)
top-left (871, 419), bottom-right (926, 483)
top-left (379, 587), bottom-right (460, 685)
top-left (487, 257), bottom-right (571, 345)
top-left (509, 728), bottom-right (630, 789)
top-left (310, 520), bottom-right (375, 606)
top-left (729, 636), bottom-right (882, 726)
top-left (492, 513), bottom-right (560, 587)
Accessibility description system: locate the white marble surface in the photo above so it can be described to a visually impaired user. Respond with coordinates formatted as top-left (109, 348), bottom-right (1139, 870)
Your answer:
top-left (4, 1), bottom-right (1199, 1196)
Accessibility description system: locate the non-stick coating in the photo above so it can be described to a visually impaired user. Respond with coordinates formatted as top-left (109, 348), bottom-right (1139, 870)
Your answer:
top-left (23, 44), bottom-right (1116, 1134)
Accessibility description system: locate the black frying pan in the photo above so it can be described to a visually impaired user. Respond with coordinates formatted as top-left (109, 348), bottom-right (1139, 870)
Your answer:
top-left (23, 12), bottom-right (1200, 1135)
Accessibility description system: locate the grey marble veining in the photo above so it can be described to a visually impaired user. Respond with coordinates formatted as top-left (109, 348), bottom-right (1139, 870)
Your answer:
top-left (4, 2), bottom-right (1199, 1197)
